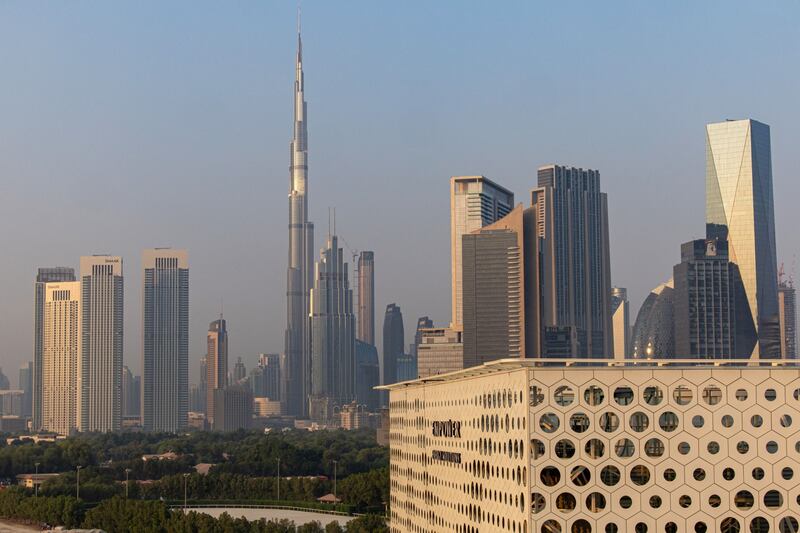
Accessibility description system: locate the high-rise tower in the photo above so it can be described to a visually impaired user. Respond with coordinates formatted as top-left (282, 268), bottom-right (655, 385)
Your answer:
top-left (284, 16), bottom-right (315, 418)
top-left (357, 251), bottom-right (375, 345)
top-left (206, 317), bottom-right (228, 427)
top-left (42, 281), bottom-right (80, 436)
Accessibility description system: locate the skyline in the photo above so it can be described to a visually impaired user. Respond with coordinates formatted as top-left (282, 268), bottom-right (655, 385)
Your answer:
top-left (2, 2), bottom-right (800, 378)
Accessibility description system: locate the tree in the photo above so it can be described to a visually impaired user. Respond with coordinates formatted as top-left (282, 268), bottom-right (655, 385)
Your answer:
top-left (346, 515), bottom-right (387, 533)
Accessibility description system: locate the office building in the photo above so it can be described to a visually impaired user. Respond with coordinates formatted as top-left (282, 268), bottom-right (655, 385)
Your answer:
top-left (33, 267), bottom-right (75, 430)
top-left (250, 353), bottom-right (281, 402)
top-left (610, 287), bottom-right (630, 360)
top-left (284, 22), bottom-right (315, 418)
top-left (233, 357), bottom-right (247, 383)
top-left (417, 326), bottom-right (464, 378)
top-left (42, 282), bottom-right (80, 436)
top-left (79, 255), bottom-right (123, 432)
top-left (706, 119), bottom-right (780, 358)
top-left (396, 353), bottom-right (416, 382)
top-left (450, 176), bottom-right (514, 328)
top-left (410, 316), bottom-right (433, 360)
top-left (142, 249), bottom-right (189, 432)
top-left (0, 370), bottom-right (8, 390)
top-left (122, 366), bottom-right (140, 418)
top-left (189, 384), bottom-right (203, 413)
top-left (673, 238), bottom-right (751, 358)
top-left (382, 303), bottom-right (405, 400)
top-left (355, 340), bottom-right (379, 411)
top-left (631, 280), bottom-right (675, 359)
top-left (212, 384), bottom-right (252, 432)
top-left (198, 356), bottom-right (207, 414)
top-left (779, 278), bottom-right (797, 359)
top-left (357, 251), bottom-right (375, 345)
top-left (206, 316), bottom-right (228, 427)
top-left (384, 359), bottom-right (800, 533)
top-left (19, 363), bottom-right (32, 419)
top-left (309, 235), bottom-right (356, 421)
top-left (532, 165), bottom-right (613, 358)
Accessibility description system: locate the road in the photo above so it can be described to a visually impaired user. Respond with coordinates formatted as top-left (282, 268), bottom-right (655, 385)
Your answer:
top-left (186, 507), bottom-right (355, 527)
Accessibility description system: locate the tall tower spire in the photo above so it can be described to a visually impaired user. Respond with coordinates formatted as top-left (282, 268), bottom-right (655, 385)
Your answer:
top-left (284, 8), bottom-right (314, 418)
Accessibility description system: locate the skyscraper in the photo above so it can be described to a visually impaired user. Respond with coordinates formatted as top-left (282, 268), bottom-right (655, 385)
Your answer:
top-left (206, 316), bottom-right (228, 427)
top-left (212, 384), bottom-right (252, 432)
top-left (631, 280), bottom-right (675, 359)
top-left (778, 278), bottom-right (796, 359)
top-left (673, 238), bottom-right (744, 358)
top-left (706, 119), bottom-right (779, 358)
top-left (532, 165), bottom-right (613, 358)
top-left (284, 20), bottom-right (315, 418)
top-left (33, 267), bottom-right (75, 430)
top-left (122, 365), bottom-right (141, 418)
top-left (198, 356), bottom-right (207, 414)
top-left (19, 363), bottom-right (33, 419)
top-left (250, 353), bottom-right (281, 401)
top-left (411, 316), bottom-right (433, 361)
top-left (142, 249), bottom-right (189, 432)
top-left (382, 304), bottom-right (404, 398)
top-left (309, 235), bottom-right (356, 421)
top-left (450, 176), bottom-right (514, 328)
top-left (610, 287), bottom-right (630, 360)
top-left (357, 251), bottom-right (375, 345)
top-left (355, 340), bottom-right (379, 411)
top-left (79, 255), bottom-right (123, 432)
top-left (42, 281), bottom-right (80, 436)
top-left (417, 327), bottom-right (464, 378)
top-left (233, 357), bottom-right (247, 383)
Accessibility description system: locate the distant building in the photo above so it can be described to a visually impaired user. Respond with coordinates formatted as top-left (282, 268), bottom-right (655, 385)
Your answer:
top-left (0, 370), bottom-right (9, 391)
top-left (79, 255), bottom-right (124, 432)
top-left (417, 327), bottom-right (463, 378)
top-left (212, 385), bottom-right (252, 432)
top-left (253, 398), bottom-right (282, 417)
top-left (396, 353), bottom-right (416, 382)
top-left (233, 357), bottom-right (247, 383)
top-left (357, 251), bottom-right (375, 345)
top-left (197, 356), bottom-right (207, 414)
top-left (382, 304), bottom-right (404, 404)
top-left (206, 317), bottom-right (228, 427)
top-left (355, 340), bottom-right (379, 411)
top-left (42, 281), bottom-right (80, 436)
top-left (33, 267), bottom-right (76, 431)
top-left (339, 402), bottom-right (369, 430)
top-left (532, 165), bottom-right (613, 358)
top-left (610, 288), bottom-right (629, 360)
top-left (706, 119), bottom-right (779, 358)
top-left (410, 316), bottom-right (432, 361)
top-left (19, 363), bottom-right (32, 419)
top-left (631, 280), bottom-right (675, 359)
top-left (189, 384), bottom-right (203, 413)
top-left (142, 249), bottom-right (189, 432)
top-left (250, 354), bottom-right (281, 402)
top-left (0, 391), bottom-right (24, 417)
top-left (122, 366), bottom-right (141, 418)
top-left (778, 278), bottom-right (796, 359)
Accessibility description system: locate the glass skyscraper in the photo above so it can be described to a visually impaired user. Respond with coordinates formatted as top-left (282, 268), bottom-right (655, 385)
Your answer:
top-left (706, 119), bottom-right (779, 358)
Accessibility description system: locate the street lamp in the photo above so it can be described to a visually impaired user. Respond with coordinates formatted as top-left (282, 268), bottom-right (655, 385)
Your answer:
top-left (183, 473), bottom-right (190, 512)
top-left (331, 460), bottom-right (338, 503)
top-left (34, 462), bottom-right (40, 497)
top-left (276, 458), bottom-right (280, 501)
top-left (76, 466), bottom-right (82, 500)
top-left (125, 468), bottom-right (132, 499)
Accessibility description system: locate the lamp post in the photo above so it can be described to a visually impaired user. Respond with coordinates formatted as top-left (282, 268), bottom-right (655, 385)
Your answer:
top-left (276, 458), bottom-right (280, 501)
top-left (76, 466), bottom-right (82, 500)
top-left (183, 473), bottom-right (190, 512)
top-left (34, 462), bottom-right (40, 497)
top-left (331, 460), bottom-right (338, 503)
top-left (125, 468), bottom-right (131, 498)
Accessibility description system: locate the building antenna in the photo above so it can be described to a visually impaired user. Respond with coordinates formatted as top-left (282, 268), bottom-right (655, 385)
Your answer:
top-left (328, 207), bottom-right (331, 239)
top-left (220, 297), bottom-right (224, 320)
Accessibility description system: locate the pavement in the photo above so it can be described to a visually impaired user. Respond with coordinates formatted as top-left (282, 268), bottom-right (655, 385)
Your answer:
top-left (186, 507), bottom-right (355, 527)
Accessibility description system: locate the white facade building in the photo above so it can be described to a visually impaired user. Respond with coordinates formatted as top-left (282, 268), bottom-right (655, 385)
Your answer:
top-left (42, 282), bottom-right (80, 436)
top-left (384, 360), bottom-right (800, 533)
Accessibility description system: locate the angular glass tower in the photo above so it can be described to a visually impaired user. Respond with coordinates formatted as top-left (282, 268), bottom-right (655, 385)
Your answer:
top-left (706, 119), bottom-right (779, 358)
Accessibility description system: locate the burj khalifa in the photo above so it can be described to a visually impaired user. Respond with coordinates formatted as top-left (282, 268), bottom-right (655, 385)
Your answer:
top-left (284, 22), bottom-right (314, 418)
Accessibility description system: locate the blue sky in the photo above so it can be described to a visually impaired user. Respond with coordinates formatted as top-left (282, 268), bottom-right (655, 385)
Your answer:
top-left (1, 1), bottom-right (799, 381)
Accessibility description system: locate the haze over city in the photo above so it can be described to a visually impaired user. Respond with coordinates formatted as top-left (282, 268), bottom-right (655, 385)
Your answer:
top-left (1, 0), bottom-right (799, 379)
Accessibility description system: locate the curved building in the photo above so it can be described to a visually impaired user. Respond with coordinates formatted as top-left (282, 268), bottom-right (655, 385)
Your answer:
top-left (631, 280), bottom-right (675, 359)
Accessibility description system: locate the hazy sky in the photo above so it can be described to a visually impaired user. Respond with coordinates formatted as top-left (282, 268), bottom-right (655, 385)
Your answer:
top-left (1, 1), bottom-right (799, 385)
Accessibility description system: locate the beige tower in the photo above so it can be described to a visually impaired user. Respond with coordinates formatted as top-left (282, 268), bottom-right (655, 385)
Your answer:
top-left (42, 282), bottom-right (80, 436)
top-left (206, 317), bottom-right (228, 427)
top-left (450, 176), bottom-right (514, 329)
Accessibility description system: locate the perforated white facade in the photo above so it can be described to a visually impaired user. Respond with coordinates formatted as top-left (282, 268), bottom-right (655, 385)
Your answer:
top-left (385, 360), bottom-right (800, 533)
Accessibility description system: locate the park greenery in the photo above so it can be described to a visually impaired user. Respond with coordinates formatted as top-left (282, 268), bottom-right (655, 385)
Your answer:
top-left (0, 429), bottom-right (389, 531)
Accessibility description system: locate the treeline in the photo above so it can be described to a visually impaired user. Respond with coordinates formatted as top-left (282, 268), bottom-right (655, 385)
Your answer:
top-left (0, 492), bottom-right (387, 533)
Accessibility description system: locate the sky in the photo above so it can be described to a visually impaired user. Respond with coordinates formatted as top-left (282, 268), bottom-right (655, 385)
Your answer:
top-left (1, 1), bottom-right (799, 385)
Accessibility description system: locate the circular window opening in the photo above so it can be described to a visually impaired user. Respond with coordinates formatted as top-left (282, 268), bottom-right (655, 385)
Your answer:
top-left (695, 523), bottom-right (708, 533)
top-left (678, 442), bottom-right (691, 455)
top-left (541, 519), bottom-right (561, 533)
top-left (735, 389), bottom-right (748, 401)
top-left (734, 490), bottom-right (754, 509)
top-left (649, 495), bottom-right (662, 508)
top-left (780, 414), bottom-right (792, 428)
top-left (663, 468), bottom-right (677, 482)
top-left (645, 437), bottom-right (664, 457)
top-left (722, 467), bottom-right (735, 481)
top-left (719, 517), bottom-right (740, 533)
top-left (703, 385), bottom-right (723, 405)
top-left (555, 439), bottom-right (576, 459)
top-left (635, 523), bottom-right (648, 533)
top-left (619, 495), bottom-right (632, 509)
top-left (643, 385), bottom-right (663, 406)
top-left (570, 413), bottom-right (590, 433)
top-left (674, 385), bottom-right (693, 405)
top-left (530, 385), bottom-right (544, 406)
top-left (614, 387), bottom-right (634, 406)
top-left (722, 414), bottom-right (734, 428)
top-left (615, 438), bottom-right (635, 458)
top-left (554, 385), bottom-right (575, 407)
top-left (531, 439), bottom-right (546, 459)
top-left (763, 490), bottom-right (783, 509)
top-left (795, 388), bottom-right (800, 401)
top-left (737, 441), bottom-right (749, 454)
top-left (586, 492), bottom-right (606, 512)
top-left (585, 438), bottom-right (605, 459)
top-left (693, 468), bottom-right (706, 481)
top-left (766, 441), bottom-right (779, 454)
top-left (765, 389), bottom-right (777, 401)
top-left (540, 466), bottom-right (561, 486)
top-left (572, 520), bottom-right (591, 533)
top-left (599, 412), bottom-right (619, 432)
top-left (752, 467), bottom-right (765, 480)
top-left (708, 441), bottom-right (720, 454)
top-left (540, 413), bottom-right (560, 433)
top-left (708, 494), bottom-right (721, 508)
top-left (751, 414), bottom-right (763, 428)
top-left (584, 386), bottom-right (604, 406)
top-left (781, 466), bottom-right (793, 480)
top-left (531, 492), bottom-right (545, 513)
top-left (630, 412), bottom-right (649, 432)
top-left (665, 523), bottom-right (677, 533)
top-left (600, 465), bottom-right (620, 486)
top-left (555, 492), bottom-right (576, 512)
top-left (605, 525), bottom-right (618, 533)
top-left (692, 415), bottom-right (705, 428)
top-left (780, 517), bottom-right (799, 533)
top-left (630, 465), bottom-right (651, 485)
top-left (679, 495), bottom-right (692, 508)
top-left (749, 517), bottom-right (769, 533)
top-left (570, 465), bottom-right (591, 487)
top-left (659, 411), bottom-right (679, 432)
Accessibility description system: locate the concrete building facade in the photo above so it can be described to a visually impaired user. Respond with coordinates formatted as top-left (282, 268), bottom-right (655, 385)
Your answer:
top-left (206, 317), bottom-right (228, 427)
top-left (384, 359), bottom-right (800, 533)
top-left (417, 326), bottom-right (464, 378)
top-left (611, 288), bottom-right (630, 360)
top-left (357, 251), bottom-right (375, 345)
top-left (778, 280), bottom-right (796, 360)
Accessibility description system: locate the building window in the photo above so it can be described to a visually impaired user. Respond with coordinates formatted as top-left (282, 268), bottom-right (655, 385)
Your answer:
top-left (735, 389), bottom-right (748, 401)
top-left (643, 386), bottom-right (663, 406)
top-left (673, 385), bottom-right (693, 405)
top-left (540, 466), bottom-right (560, 486)
top-left (613, 387), bottom-right (634, 406)
top-left (630, 412), bottom-right (649, 432)
top-left (586, 492), bottom-right (606, 512)
top-left (540, 413), bottom-right (560, 433)
top-left (658, 411), bottom-right (679, 432)
top-left (555, 439), bottom-right (575, 459)
top-left (585, 439), bottom-right (605, 459)
top-left (630, 465), bottom-right (650, 485)
top-left (571, 465), bottom-right (591, 486)
top-left (615, 438), bottom-right (635, 458)
top-left (599, 412), bottom-right (619, 432)
top-left (702, 385), bottom-right (722, 405)
top-left (570, 413), bottom-right (590, 433)
top-left (765, 389), bottom-right (777, 401)
top-left (554, 386), bottom-right (575, 407)
top-left (584, 385), bottom-right (605, 406)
